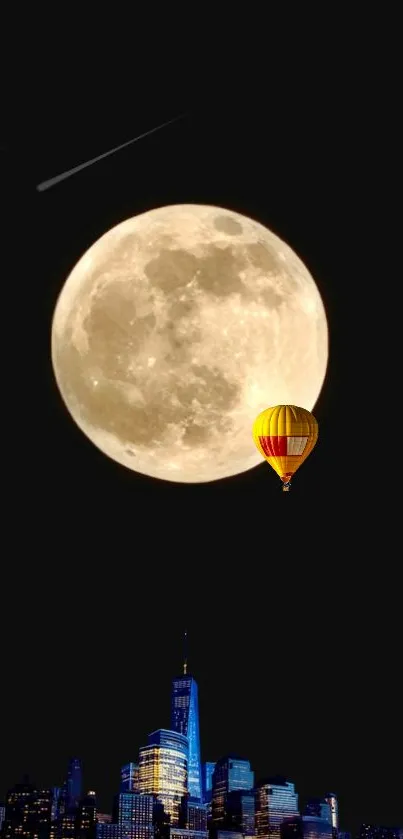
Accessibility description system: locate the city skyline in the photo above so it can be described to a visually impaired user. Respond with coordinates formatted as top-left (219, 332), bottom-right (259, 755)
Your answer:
top-left (2, 766), bottom-right (401, 839)
top-left (1, 633), bottom-right (401, 835)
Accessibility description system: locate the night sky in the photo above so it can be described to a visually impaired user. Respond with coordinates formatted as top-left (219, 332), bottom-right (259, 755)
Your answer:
top-left (3, 33), bottom-right (400, 839)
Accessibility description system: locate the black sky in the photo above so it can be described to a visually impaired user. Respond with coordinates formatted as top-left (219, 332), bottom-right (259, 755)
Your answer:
top-left (2, 28), bottom-right (400, 839)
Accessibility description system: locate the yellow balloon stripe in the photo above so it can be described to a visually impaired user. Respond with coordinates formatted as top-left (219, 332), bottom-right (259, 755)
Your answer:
top-left (262, 451), bottom-right (316, 478)
top-left (253, 404), bottom-right (314, 437)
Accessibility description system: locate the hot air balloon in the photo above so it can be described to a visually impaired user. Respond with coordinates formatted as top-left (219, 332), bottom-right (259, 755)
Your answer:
top-left (252, 405), bottom-right (318, 491)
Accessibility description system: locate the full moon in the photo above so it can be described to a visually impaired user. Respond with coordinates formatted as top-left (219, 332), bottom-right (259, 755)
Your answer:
top-left (51, 204), bottom-right (328, 482)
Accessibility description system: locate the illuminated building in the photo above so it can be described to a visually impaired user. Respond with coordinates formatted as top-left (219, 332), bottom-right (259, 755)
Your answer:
top-left (96, 826), bottom-right (124, 839)
top-left (323, 798), bottom-right (337, 839)
top-left (303, 803), bottom-right (331, 824)
top-left (56, 789), bottom-right (67, 822)
top-left (97, 816), bottom-right (112, 826)
top-left (50, 820), bottom-right (57, 839)
top-left (359, 828), bottom-right (403, 839)
top-left (2, 779), bottom-right (35, 839)
top-left (185, 802), bottom-right (207, 832)
top-left (255, 778), bottom-right (299, 839)
top-left (202, 765), bottom-right (216, 806)
top-left (281, 816), bottom-right (333, 839)
top-left (76, 792), bottom-right (97, 839)
top-left (120, 766), bottom-right (139, 795)
top-left (225, 791), bottom-right (255, 835)
top-left (51, 791), bottom-right (62, 824)
top-left (113, 793), bottom-right (154, 839)
top-left (66, 761), bottom-right (82, 812)
top-left (2, 783), bottom-right (52, 839)
top-left (138, 729), bottom-right (188, 827)
top-left (215, 831), bottom-right (243, 839)
top-left (211, 757), bottom-right (254, 826)
top-left (58, 813), bottom-right (76, 839)
top-left (171, 634), bottom-right (202, 802)
top-left (169, 830), bottom-right (207, 839)
top-left (1, 804), bottom-right (6, 833)
top-left (31, 790), bottom-right (53, 839)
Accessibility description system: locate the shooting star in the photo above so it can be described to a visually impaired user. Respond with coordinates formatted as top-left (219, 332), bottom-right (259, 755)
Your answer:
top-left (36, 112), bottom-right (188, 193)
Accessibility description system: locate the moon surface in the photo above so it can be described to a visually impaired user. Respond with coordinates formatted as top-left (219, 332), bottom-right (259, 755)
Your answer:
top-left (51, 204), bottom-right (328, 483)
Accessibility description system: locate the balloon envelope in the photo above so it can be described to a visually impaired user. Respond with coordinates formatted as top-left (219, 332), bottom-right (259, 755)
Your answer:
top-left (252, 404), bottom-right (318, 484)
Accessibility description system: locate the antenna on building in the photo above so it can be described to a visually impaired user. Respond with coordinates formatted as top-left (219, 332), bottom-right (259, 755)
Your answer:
top-left (184, 628), bottom-right (188, 675)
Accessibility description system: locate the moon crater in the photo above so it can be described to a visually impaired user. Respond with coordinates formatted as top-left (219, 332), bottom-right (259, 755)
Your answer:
top-left (51, 204), bottom-right (328, 482)
top-left (213, 215), bottom-right (243, 235)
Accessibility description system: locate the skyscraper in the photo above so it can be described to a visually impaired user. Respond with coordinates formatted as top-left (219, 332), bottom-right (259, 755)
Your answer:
top-left (113, 793), bottom-right (154, 839)
top-left (169, 830), bottom-right (208, 839)
top-left (304, 802), bottom-right (331, 824)
top-left (185, 802), bottom-right (208, 833)
top-left (0, 803), bottom-right (6, 834)
top-left (138, 729), bottom-right (188, 827)
top-left (57, 787), bottom-right (68, 821)
top-left (202, 765), bottom-right (216, 806)
top-left (323, 797), bottom-right (337, 838)
top-left (96, 827), bottom-right (123, 839)
top-left (171, 633), bottom-right (202, 802)
top-left (30, 789), bottom-right (53, 839)
top-left (66, 760), bottom-right (82, 812)
top-left (211, 757), bottom-right (254, 826)
top-left (2, 781), bottom-right (52, 839)
top-left (76, 792), bottom-right (97, 839)
top-left (51, 789), bottom-right (62, 824)
top-left (58, 813), bottom-right (76, 839)
top-left (214, 831), bottom-right (243, 839)
top-left (120, 767), bottom-right (139, 795)
top-left (281, 816), bottom-right (333, 839)
top-left (255, 778), bottom-right (299, 839)
top-left (2, 779), bottom-right (35, 839)
top-left (225, 791), bottom-right (255, 836)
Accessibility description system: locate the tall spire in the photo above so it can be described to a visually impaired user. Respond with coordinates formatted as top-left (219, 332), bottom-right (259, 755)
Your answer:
top-left (172, 628), bottom-right (202, 800)
top-left (183, 628), bottom-right (188, 675)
